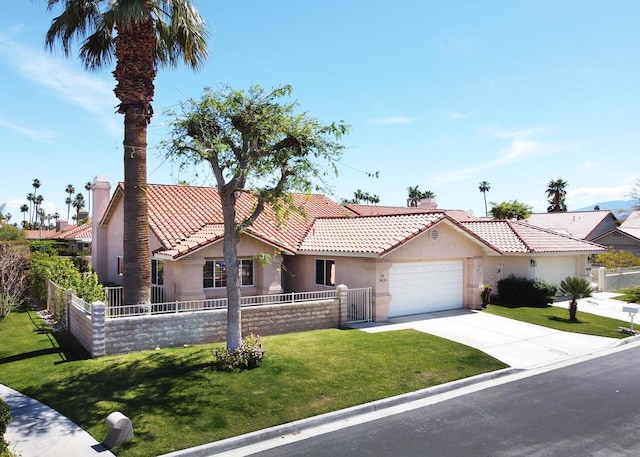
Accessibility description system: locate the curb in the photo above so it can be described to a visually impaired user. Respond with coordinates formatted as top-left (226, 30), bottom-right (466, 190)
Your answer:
top-left (159, 367), bottom-right (523, 457)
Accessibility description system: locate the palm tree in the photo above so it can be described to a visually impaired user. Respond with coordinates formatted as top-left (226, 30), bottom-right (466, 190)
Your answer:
top-left (558, 276), bottom-right (592, 321)
top-left (20, 204), bottom-right (28, 227)
top-left (85, 181), bottom-right (92, 215)
top-left (407, 185), bottom-right (421, 207)
top-left (546, 178), bottom-right (568, 212)
top-left (479, 181), bottom-right (490, 217)
top-left (26, 193), bottom-right (35, 226)
top-left (72, 193), bottom-right (86, 222)
top-left (65, 184), bottom-right (75, 220)
top-left (46, 0), bottom-right (208, 307)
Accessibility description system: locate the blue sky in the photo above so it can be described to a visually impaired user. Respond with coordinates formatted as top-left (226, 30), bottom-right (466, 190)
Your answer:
top-left (1, 1), bottom-right (639, 223)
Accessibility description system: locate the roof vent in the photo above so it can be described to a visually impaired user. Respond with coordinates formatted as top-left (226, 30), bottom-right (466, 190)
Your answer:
top-left (430, 229), bottom-right (439, 241)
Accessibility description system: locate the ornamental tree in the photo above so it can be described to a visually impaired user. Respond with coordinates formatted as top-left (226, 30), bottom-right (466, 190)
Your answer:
top-left (165, 85), bottom-right (349, 349)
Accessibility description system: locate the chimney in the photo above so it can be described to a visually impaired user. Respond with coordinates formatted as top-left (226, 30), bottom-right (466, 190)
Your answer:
top-left (91, 176), bottom-right (112, 280)
top-left (418, 198), bottom-right (438, 210)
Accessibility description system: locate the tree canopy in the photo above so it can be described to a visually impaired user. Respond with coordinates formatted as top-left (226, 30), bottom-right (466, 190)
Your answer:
top-left (165, 84), bottom-right (349, 349)
top-left (489, 200), bottom-right (532, 220)
top-left (407, 185), bottom-right (436, 207)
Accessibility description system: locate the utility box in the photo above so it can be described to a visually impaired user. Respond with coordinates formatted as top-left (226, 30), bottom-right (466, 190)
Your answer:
top-left (103, 411), bottom-right (133, 449)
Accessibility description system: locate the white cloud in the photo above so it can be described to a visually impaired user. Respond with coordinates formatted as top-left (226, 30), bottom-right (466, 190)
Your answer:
top-left (569, 184), bottom-right (633, 200)
top-left (0, 36), bottom-right (120, 135)
top-left (367, 116), bottom-right (414, 125)
top-left (0, 118), bottom-right (56, 142)
top-left (432, 126), bottom-right (578, 186)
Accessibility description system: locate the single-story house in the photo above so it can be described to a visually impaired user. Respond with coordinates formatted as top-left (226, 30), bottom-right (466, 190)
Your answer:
top-left (91, 177), bottom-right (606, 321)
top-left (25, 221), bottom-right (92, 252)
top-left (592, 210), bottom-right (640, 256)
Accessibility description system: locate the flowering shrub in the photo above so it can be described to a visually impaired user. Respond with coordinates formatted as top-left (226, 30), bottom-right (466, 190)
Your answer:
top-left (214, 333), bottom-right (265, 371)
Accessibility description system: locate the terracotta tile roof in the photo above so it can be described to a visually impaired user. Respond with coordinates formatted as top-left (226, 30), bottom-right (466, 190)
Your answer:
top-left (345, 204), bottom-right (481, 222)
top-left (462, 220), bottom-right (607, 253)
top-left (52, 222), bottom-right (92, 241)
top-left (526, 211), bottom-right (616, 240)
top-left (298, 213), bottom-right (447, 255)
top-left (617, 227), bottom-right (640, 242)
top-left (105, 183), bottom-right (354, 259)
top-left (24, 229), bottom-right (57, 240)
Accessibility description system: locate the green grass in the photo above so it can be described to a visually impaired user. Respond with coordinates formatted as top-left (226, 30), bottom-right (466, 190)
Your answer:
top-left (484, 302), bottom-right (630, 338)
top-left (0, 308), bottom-right (507, 457)
top-left (614, 287), bottom-right (640, 303)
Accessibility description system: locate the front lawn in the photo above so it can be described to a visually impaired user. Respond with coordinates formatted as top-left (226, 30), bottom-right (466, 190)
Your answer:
top-left (0, 308), bottom-right (507, 457)
top-left (484, 303), bottom-right (630, 339)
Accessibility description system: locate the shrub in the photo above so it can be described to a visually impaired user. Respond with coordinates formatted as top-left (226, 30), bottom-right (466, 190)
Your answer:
top-left (0, 397), bottom-right (10, 453)
top-left (29, 252), bottom-right (104, 306)
top-left (29, 240), bottom-right (58, 256)
top-left (214, 334), bottom-right (265, 371)
top-left (497, 275), bottom-right (558, 307)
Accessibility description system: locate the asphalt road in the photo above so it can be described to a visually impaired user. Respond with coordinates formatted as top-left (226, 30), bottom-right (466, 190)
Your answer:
top-left (250, 346), bottom-right (640, 457)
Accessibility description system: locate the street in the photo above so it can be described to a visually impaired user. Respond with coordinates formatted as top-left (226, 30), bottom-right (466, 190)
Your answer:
top-left (249, 345), bottom-right (640, 456)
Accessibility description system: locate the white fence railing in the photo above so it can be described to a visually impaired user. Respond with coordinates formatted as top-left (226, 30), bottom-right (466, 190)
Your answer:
top-left (105, 289), bottom-right (341, 319)
top-left (104, 285), bottom-right (166, 308)
top-left (101, 287), bottom-right (373, 321)
top-left (71, 294), bottom-right (92, 314)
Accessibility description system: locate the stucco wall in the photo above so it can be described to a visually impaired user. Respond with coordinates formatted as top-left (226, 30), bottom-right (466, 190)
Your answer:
top-left (102, 299), bottom-right (340, 355)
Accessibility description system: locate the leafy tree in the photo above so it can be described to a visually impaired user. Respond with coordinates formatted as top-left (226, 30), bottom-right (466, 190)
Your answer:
top-left (479, 180), bottom-right (490, 217)
top-left (166, 84), bottom-right (348, 349)
top-left (0, 225), bottom-right (25, 242)
top-left (558, 276), bottom-right (592, 321)
top-left (630, 178), bottom-right (640, 210)
top-left (489, 200), bottom-right (532, 220)
top-left (46, 0), bottom-right (208, 307)
top-left (593, 249), bottom-right (640, 269)
top-left (406, 185), bottom-right (436, 207)
top-left (546, 178), bottom-right (568, 212)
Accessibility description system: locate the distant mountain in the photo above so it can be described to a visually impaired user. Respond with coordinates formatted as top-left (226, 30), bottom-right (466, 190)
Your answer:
top-left (577, 200), bottom-right (637, 220)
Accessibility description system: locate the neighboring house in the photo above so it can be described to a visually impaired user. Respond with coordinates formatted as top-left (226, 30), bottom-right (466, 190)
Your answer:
top-left (91, 177), bottom-right (606, 321)
top-left (25, 221), bottom-right (92, 252)
top-left (592, 210), bottom-right (640, 256)
top-left (527, 211), bottom-right (619, 241)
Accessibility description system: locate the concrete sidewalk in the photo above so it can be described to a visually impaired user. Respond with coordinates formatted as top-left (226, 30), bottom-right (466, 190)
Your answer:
top-left (0, 383), bottom-right (114, 457)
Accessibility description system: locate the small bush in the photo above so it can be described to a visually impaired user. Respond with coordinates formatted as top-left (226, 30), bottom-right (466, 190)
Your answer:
top-left (0, 397), bottom-right (10, 453)
top-left (497, 275), bottom-right (558, 307)
top-left (214, 334), bottom-right (265, 371)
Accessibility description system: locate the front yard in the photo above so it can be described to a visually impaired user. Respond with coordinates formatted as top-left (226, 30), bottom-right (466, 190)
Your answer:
top-left (483, 303), bottom-right (630, 338)
top-left (0, 307), bottom-right (507, 457)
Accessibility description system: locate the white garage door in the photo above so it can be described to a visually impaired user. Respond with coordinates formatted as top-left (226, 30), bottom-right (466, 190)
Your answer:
top-left (388, 261), bottom-right (463, 317)
top-left (535, 257), bottom-right (576, 286)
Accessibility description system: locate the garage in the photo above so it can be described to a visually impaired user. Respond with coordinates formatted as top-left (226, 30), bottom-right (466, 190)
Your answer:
top-left (388, 260), bottom-right (463, 317)
top-left (535, 256), bottom-right (577, 286)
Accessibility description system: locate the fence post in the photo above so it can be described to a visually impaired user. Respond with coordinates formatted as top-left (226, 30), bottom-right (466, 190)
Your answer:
top-left (65, 289), bottom-right (74, 332)
top-left (336, 284), bottom-right (348, 328)
top-left (91, 301), bottom-right (107, 358)
top-left (598, 267), bottom-right (606, 292)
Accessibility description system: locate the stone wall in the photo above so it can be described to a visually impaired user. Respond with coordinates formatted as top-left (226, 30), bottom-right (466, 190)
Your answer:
top-left (68, 301), bottom-right (93, 355)
top-left (102, 298), bottom-right (340, 355)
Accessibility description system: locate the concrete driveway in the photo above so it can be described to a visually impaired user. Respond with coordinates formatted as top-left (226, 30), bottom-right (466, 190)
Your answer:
top-left (357, 292), bottom-right (632, 369)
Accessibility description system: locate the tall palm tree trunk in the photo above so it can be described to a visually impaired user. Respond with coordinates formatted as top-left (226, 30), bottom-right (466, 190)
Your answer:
top-left (115, 19), bottom-right (155, 306)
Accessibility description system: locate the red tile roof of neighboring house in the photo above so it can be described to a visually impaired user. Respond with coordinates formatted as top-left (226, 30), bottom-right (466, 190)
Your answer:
top-left (526, 211), bottom-right (616, 240)
top-left (461, 220), bottom-right (607, 253)
top-left (345, 204), bottom-right (481, 222)
top-left (51, 222), bottom-right (92, 241)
